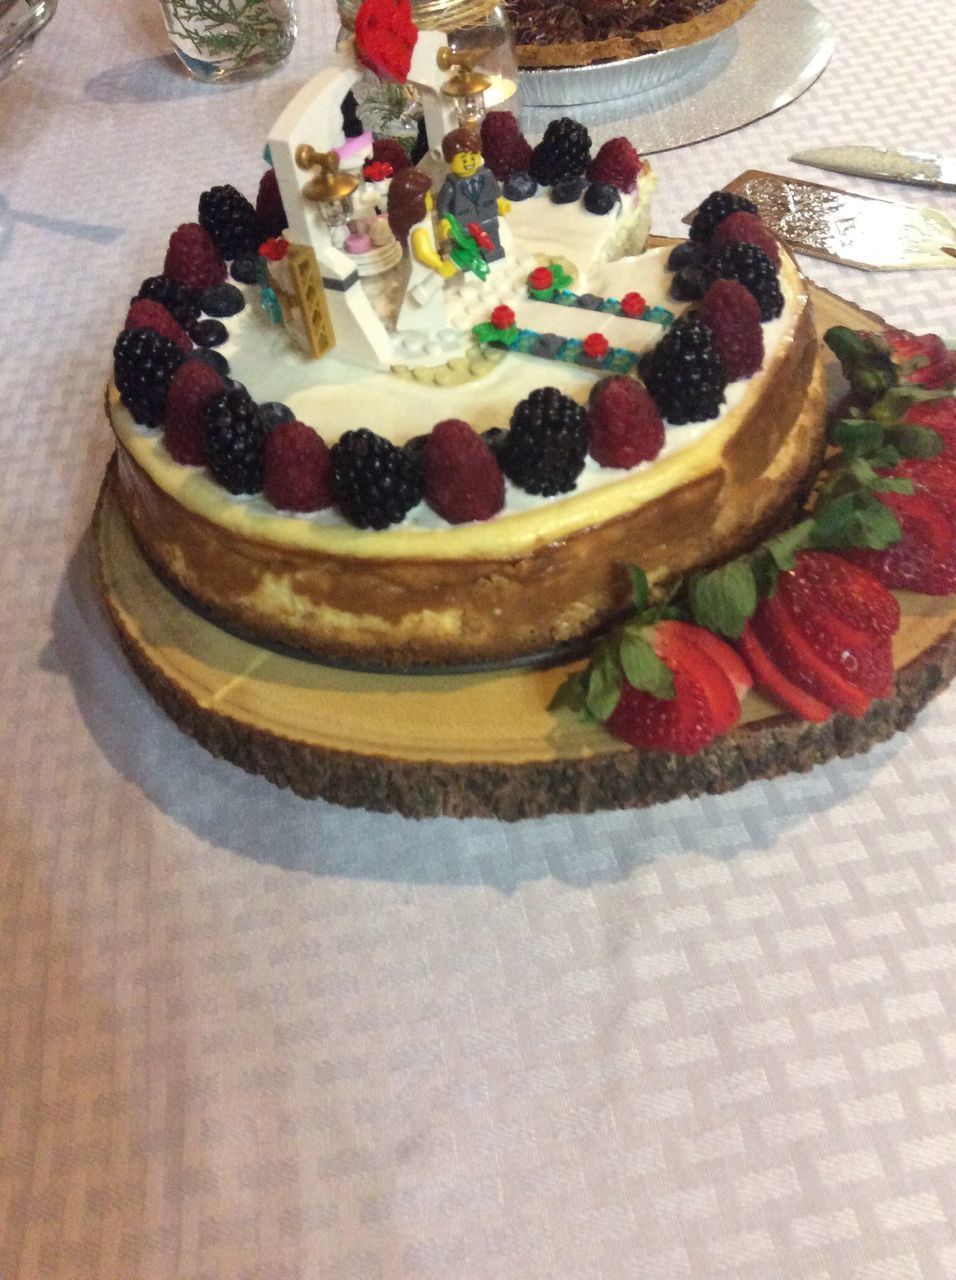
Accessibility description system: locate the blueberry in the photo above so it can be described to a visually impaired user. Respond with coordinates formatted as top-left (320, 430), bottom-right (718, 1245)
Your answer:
top-left (502, 171), bottom-right (537, 202)
top-left (230, 254), bottom-right (260, 285)
top-left (185, 347), bottom-right (230, 376)
top-left (199, 283), bottom-right (246, 317)
top-left (260, 401), bottom-right (295, 428)
top-left (480, 427), bottom-right (508, 457)
top-left (583, 182), bottom-right (620, 216)
top-left (402, 434), bottom-right (430, 465)
top-left (550, 176), bottom-right (586, 205)
top-left (190, 318), bottom-right (229, 348)
top-left (670, 265), bottom-right (709, 302)
top-left (667, 240), bottom-right (709, 271)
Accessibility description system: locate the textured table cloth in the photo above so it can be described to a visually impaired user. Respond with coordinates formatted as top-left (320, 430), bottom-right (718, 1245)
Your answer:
top-left (2, 2), bottom-right (955, 1277)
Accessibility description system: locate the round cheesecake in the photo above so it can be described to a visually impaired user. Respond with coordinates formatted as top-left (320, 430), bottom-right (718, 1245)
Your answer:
top-left (509, 0), bottom-right (759, 71)
top-left (109, 244), bottom-right (826, 669)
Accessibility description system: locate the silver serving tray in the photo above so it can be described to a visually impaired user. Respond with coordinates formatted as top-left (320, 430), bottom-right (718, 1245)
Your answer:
top-left (520, 0), bottom-right (835, 155)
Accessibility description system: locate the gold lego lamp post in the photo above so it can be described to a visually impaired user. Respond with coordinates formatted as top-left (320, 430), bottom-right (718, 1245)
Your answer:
top-left (437, 46), bottom-right (492, 128)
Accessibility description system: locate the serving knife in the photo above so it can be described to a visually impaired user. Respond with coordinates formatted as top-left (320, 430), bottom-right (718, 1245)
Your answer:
top-left (789, 145), bottom-right (956, 192)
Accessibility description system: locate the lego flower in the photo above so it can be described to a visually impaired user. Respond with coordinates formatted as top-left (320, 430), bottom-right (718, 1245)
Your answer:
top-left (259, 237), bottom-right (289, 261)
top-left (528, 266), bottom-right (554, 292)
top-left (620, 291), bottom-right (646, 318)
top-left (583, 332), bottom-right (609, 359)
top-left (491, 305), bottom-right (516, 331)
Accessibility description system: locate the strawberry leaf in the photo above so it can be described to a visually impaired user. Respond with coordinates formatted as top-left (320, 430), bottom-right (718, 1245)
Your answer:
top-left (884, 424), bottom-right (944, 459)
top-left (619, 626), bottom-right (675, 699)
top-left (811, 491), bottom-right (901, 550)
top-left (584, 641), bottom-right (624, 722)
top-left (764, 519), bottom-right (815, 572)
top-left (548, 670), bottom-right (588, 714)
top-left (628, 564), bottom-right (649, 614)
top-left (831, 418), bottom-right (885, 455)
top-left (688, 561), bottom-right (757, 639)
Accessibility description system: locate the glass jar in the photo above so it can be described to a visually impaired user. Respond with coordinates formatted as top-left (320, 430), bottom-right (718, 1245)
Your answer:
top-left (338, 0), bottom-right (520, 117)
top-left (160, 0), bottom-right (297, 83)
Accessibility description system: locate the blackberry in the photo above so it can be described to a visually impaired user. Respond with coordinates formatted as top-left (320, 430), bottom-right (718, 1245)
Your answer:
top-left (501, 387), bottom-right (587, 495)
top-left (667, 240), bottom-right (708, 271)
top-left (583, 182), bottom-right (620, 215)
top-left (670, 265), bottom-right (709, 302)
top-left (198, 283), bottom-right (245, 317)
top-left (190, 318), bottom-right (229, 348)
top-left (550, 175), bottom-right (586, 204)
top-left (331, 428), bottom-right (423, 529)
top-left (202, 386), bottom-right (269, 494)
top-left (641, 315), bottom-right (726, 425)
top-left (198, 184), bottom-right (261, 260)
top-left (689, 191), bottom-right (758, 243)
top-left (708, 242), bottom-right (783, 321)
top-left (133, 275), bottom-right (199, 329)
top-left (530, 118), bottom-right (592, 187)
top-left (113, 327), bottom-right (185, 427)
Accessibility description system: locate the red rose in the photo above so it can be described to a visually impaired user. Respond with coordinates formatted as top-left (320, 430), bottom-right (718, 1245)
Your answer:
top-left (259, 237), bottom-right (289, 261)
top-left (491, 305), bottom-right (516, 331)
top-left (528, 266), bottom-right (554, 291)
top-left (354, 0), bottom-right (418, 83)
top-left (363, 159), bottom-right (394, 182)
top-left (583, 332), bottom-right (609, 358)
top-left (620, 291), bottom-right (646, 318)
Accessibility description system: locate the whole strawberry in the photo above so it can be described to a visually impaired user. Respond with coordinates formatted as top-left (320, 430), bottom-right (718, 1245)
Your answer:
top-left (423, 419), bottom-right (505, 524)
top-left (883, 327), bottom-right (956, 389)
top-left (586, 137), bottom-right (642, 193)
top-left (164, 223), bottom-right (227, 291)
top-left (843, 489), bottom-right (956, 595)
top-left (587, 377), bottom-right (664, 468)
top-left (264, 420), bottom-right (333, 512)
top-left (125, 299), bottom-right (192, 354)
top-left (163, 359), bottom-right (224, 466)
top-left (697, 278), bottom-right (764, 381)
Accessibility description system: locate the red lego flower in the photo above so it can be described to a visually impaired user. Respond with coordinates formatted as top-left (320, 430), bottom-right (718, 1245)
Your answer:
top-left (363, 159), bottom-right (394, 182)
top-left (258, 237), bottom-right (289, 261)
top-left (583, 332), bottom-right (610, 359)
top-left (528, 266), bottom-right (554, 291)
top-left (620, 291), bottom-right (646, 318)
top-left (491, 305), bottom-right (516, 331)
top-left (466, 221), bottom-right (493, 252)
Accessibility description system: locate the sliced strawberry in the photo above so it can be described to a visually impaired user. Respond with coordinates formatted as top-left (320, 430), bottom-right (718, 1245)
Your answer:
top-left (752, 594), bottom-right (872, 715)
top-left (888, 456), bottom-right (956, 526)
top-left (652, 621), bottom-right (741, 733)
top-left (843, 489), bottom-right (956, 595)
top-left (660, 619), bottom-right (757, 701)
top-left (736, 623), bottom-right (831, 722)
top-left (779, 550), bottom-right (900, 641)
top-left (853, 639), bottom-right (895, 700)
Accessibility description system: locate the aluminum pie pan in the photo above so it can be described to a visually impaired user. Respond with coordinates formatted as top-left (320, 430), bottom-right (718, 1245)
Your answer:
top-left (519, 0), bottom-right (834, 156)
top-left (519, 28), bottom-right (721, 109)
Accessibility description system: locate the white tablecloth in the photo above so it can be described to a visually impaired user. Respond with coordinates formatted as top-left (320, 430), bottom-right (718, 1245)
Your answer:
top-left (2, 2), bottom-right (956, 1277)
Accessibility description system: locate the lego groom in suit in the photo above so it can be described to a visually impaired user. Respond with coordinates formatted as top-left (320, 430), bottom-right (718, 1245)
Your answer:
top-left (436, 127), bottom-right (510, 264)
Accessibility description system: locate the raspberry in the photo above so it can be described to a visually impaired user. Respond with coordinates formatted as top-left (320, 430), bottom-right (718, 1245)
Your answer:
top-left (586, 137), bottom-right (641, 193)
top-left (422, 419), bottom-right (505, 524)
top-left (263, 420), bottom-right (333, 512)
top-left (331, 428), bottom-right (422, 529)
top-left (689, 191), bottom-right (759, 243)
top-left (133, 275), bottom-right (200, 329)
top-left (163, 360), bottom-right (224, 465)
top-left (198, 183), bottom-right (261, 260)
top-left (113, 328), bottom-right (185, 427)
top-left (697, 278), bottom-right (764, 381)
top-left (501, 386), bottom-right (587, 495)
top-left (710, 210), bottom-right (781, 267)
top-left (124, 299), bottom-right (192, 353)
top-left (371, 138), bottom-right (410, 174)
top-left (479, 111), bottom-right (533, 182)
top-left (163, 223), bottom-right (226, 291)
top-left (587, 377), bottom-right (664, 468)
top-left (641, 314), bottom-right (726, 425)
top-left (202, 386), bottom-right (270, 494)
top-left (255, 168), bottom-right (287, 240)
top-left (708, 242), bottom-right (783, 322)
top-left (530, 118), bottom-right (592, 186)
